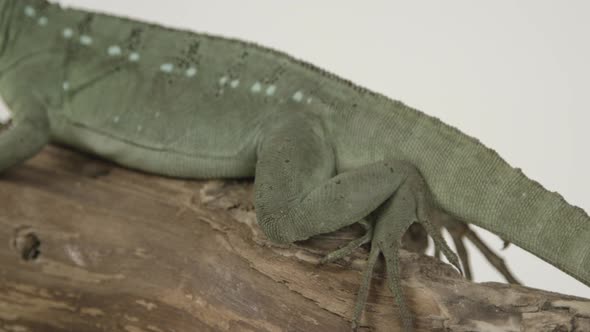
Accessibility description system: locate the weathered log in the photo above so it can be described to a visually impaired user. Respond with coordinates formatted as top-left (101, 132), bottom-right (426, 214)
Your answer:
top-left (0, 146), bottom-right (589, 332)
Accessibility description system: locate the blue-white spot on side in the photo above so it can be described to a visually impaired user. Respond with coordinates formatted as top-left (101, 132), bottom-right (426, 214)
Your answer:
top-left (128, 52), bottom-right (140, 62)
top-left (292, 91), bottom-right (304, 102)
top-left (37, 16), bottom-right (48, 26)
top-left (62, 28), bottom-right (74, 39)
top-left (80, 35), bottom-right (93, 46)
top-left (24, 6), bottom-right (36, 17)
top-left (266, 85), bottom-right (277, 96)
top-left (219, 76), bottom-right (229, 86)
top-left (186, 67), bottom-right (197, 77)
top-left (230, 79), bottom-right (240, 88)
top-left (251, 82), bottom-right (262, 93)
top-left (107, 45), bottom-right (122, 56)
top-left (306, 97), bottom-right (313, 104)
top-left (62, 81), bottom-right (70, 91)
top-left (160, 63), bottom-right (174, 73)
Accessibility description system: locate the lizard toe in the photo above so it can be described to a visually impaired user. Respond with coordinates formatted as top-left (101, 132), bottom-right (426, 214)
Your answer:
top-left (320, 219), bottom-right (373, 265)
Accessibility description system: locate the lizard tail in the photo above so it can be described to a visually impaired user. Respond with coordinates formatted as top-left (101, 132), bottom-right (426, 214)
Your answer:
top-left (388, 103), bottom-right (590, 286)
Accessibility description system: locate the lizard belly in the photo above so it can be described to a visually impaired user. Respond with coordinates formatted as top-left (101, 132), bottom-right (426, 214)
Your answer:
top-left (51, 115), bottom-right (258, 179)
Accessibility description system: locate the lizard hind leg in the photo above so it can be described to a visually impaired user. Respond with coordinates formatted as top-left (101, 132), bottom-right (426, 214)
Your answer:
top-left (254, 112), bottom-right (410, 244)
top-left (254, 114), bottom-right (459, 330)
top-left (323, 163), bottom-right (461, 331)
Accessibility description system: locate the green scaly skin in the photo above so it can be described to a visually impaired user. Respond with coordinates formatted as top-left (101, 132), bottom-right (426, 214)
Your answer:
top-left (1, 1), bottom-right (588, 330)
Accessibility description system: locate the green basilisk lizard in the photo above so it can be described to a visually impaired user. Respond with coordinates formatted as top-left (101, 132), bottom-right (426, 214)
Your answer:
top-left (1, 1), bottom-right (588, 330)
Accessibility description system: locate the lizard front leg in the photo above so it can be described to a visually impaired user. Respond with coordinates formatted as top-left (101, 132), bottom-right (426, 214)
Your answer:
top-left (0, 96), bottom-right (49, 173)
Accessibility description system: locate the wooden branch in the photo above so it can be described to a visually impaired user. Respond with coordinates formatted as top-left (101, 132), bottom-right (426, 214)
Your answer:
top-left (0, 146), bottom-right (589, 332)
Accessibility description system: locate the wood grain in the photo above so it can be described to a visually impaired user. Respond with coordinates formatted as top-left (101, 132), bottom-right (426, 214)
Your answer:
top-left (0, 146), bottom-right (588, 331)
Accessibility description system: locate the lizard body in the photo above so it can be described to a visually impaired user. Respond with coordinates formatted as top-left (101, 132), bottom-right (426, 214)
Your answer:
top-left (1, 0), bottom-right (588, 329)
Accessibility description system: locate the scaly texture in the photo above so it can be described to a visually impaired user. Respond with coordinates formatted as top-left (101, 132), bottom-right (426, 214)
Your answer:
top-left (0, 0), bottom-right (588, 330)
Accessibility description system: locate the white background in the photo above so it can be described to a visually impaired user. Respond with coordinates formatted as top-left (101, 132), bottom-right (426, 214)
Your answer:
top-left (55, 0), bottom-right (590, 298)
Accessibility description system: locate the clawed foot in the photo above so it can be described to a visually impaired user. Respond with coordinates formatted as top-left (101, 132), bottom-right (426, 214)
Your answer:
top-left (431, 211), bottom-right (521, 285)
top-left (322, 171), bottom-right (461, 331)
top-left (400, 211), bottom-right (520, 285)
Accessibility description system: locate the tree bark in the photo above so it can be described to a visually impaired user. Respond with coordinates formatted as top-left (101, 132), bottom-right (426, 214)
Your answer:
top-left (0, 145), bottom-right (589, 332)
